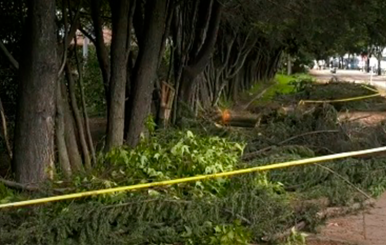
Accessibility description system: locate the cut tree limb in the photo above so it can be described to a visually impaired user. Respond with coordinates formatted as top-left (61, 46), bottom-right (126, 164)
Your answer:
top-left (0, 177), bottom-right (69, 194)
top-left (242, 130), bottom-right (340, 161)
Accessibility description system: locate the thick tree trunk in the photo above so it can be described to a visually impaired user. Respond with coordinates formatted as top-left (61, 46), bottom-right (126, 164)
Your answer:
top-left (126, 0), bottom-right (168, 147)
top-left (13, 0), bottom-right (57, 184)
top-left (105, 0), bottom-right (131, 151)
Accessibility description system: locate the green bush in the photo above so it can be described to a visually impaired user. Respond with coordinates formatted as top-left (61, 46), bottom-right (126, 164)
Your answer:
top-left (98, 129), bottom-right (245, 197)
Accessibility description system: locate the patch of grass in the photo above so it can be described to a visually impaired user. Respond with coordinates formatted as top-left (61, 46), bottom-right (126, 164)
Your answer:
top-left (248, 73), bottom-right (315, 105)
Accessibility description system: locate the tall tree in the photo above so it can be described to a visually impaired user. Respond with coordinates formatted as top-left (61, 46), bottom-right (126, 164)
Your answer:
top-left (126, 0), bottom-right (168, 147)
top-left (105, 0), bottom-right (131, 150)
top-left (13, 0), bottom-right (58, 183)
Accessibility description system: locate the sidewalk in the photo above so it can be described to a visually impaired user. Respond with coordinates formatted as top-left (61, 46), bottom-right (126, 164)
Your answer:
top-left (311, 192), bottom-right (386, 245)
top-left (309, 69), bottom-right (386, 91)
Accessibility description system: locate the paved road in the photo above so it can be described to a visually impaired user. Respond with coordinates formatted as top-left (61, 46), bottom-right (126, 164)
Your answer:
top-left (310, 69), bottom-right (386, 90)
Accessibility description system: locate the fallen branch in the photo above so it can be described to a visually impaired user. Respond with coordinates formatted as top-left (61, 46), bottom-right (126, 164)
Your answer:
top-left (241, 84), bottom-right (274, 110)
top-left (316, 199), bottom-right (375, 219)
top-left (278, 130), bottom-right (339, 146)
top-left (242, 130), bottom-right (339, 161)
top-left (261, 221), bottom-right (306, 242)
top-left (316, 164), bottom-right (373, 200)
top-left (0, 177), bottom-right (69, 194)
top-left (0, 177), bottom-right (40, 191)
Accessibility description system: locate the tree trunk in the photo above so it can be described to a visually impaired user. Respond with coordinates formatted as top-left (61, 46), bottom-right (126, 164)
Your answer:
top-left (126, 0), bottom-right (168, 147)
top-left (105, 0), bottom-right (131, 151)
top-left (65, 64), bottom-right (91, 170)
top-left (13, 0), bottom-right (57, 184)
top-left (61, 82), bottom-right (84, 173)
top-left (378, 53), bottom-right (382, 75)
top-left (90, 0), bottom-right (111, 105)
top-left (56, 79), bottom-right (72, 178)
top-left (287, 53), bottom-right (292, 75)
top-left (178, 0), bottom-right (222, 106)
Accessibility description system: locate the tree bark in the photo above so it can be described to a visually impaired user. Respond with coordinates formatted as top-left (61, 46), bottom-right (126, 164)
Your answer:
top-left (126, 0), bottom-right (168, 147)
top-left (74, 49), bottom-right (96, 165)
top-left (65, 64), bottom-right (91, 170)
top-left (56, 79), bottom-right (72, 178)
top-left (13, 0), bottom-right (57, 184)
top-left (377, 52), bottom-right (382, 75)
top-left (105, 0), bottom-right (131, 151)
top-left (90, 0), bottom-right (111, 106)
top-left (61, 82), bottom-right (84, 173)
top-left (179, 0), bottom-right (222, 106)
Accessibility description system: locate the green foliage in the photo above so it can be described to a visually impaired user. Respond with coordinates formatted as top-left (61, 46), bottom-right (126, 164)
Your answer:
top-left (0, 183), bottom-right (14, 204)
top-left (101, 130), bottom-right (244, 197)
top-left (283, 228), bottom-right (307, 245)
top-left (82, 47), bottom-right (107, 117)
top-left (207, 220), bottom-right (251, 245)
top-left (0, 129), bottom-right (303, 245)
top-left (250, 73), bottom-right (315, 104)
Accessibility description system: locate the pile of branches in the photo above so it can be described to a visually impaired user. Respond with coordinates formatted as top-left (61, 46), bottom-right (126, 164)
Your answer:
top-left (243, 103), bottom-right (386, 157)
top-left (2, 83), bottom-right (386, 244)
top-left (0, 174), bottom-right (308, 245)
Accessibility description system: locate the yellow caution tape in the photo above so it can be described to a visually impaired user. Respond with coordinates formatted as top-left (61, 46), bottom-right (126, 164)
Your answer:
top-left (361, 84), bottom-right (379, 93)
top-left (299, 93), bottom-right (380, 104)
top-left (1, 145), bottom-right (386, 209)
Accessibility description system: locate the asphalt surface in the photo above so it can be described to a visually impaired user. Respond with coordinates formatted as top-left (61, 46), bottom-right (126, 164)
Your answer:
top-left (310, 69), bottom-right (386, 90)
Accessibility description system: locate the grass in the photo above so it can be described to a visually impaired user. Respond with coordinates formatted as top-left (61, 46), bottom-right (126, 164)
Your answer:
top-left (247, 73), bottom-right (315, 105)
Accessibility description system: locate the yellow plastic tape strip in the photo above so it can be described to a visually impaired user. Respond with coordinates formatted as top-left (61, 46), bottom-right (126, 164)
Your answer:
top-left (299, 93), bottom-right (380, 104)
top-left (361, 85), bottom-right (379, 93)
top-left (1, 145), bottom-right (386, 209)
